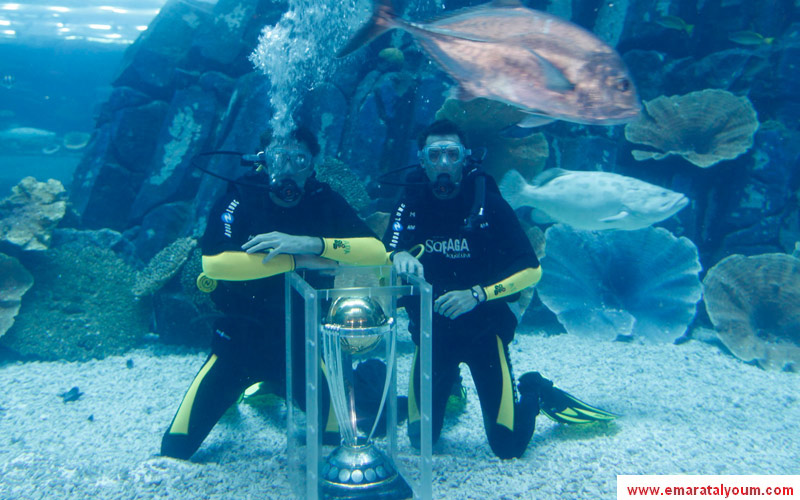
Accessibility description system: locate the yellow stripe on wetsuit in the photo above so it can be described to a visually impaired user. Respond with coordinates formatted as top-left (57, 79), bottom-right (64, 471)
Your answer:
top-left (482, 267), bottom-right (542, 301)
top-left (407, 338), bottom-right (515, 431)
top-left (169, 354), bottom-right (219, 435)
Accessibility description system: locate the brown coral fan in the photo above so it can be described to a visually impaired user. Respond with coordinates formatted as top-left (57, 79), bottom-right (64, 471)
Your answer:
top-left (435, 98), bottom-right (549, 181)
top-left (624, 89), bottom-right (759, 168)
top-left (132, 237), bottom-right (197, 297)
top-left (0, 253), bottom-right (34, 338)
top-left (0, 177), bottom-right (67, 251)
top-left (703, 253), bottom-right (800, 370)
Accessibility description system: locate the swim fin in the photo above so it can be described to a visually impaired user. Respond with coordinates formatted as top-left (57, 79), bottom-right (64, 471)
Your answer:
top-left (518, 372), bottom-right (618, 424)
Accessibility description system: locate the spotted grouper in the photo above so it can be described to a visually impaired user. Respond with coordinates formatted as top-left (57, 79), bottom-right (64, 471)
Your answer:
top-left (499, 168), bottom-right (689, 230)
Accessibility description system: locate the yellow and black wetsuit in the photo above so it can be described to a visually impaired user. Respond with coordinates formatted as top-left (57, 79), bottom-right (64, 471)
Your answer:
top-left (384, 170), bottom-right (542, 459)
top-left (161, 173), bottom-right (386, 460)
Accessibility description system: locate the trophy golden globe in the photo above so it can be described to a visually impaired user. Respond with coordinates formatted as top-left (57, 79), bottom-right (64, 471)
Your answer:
top-left (319, 296), bottom-right (412, 500)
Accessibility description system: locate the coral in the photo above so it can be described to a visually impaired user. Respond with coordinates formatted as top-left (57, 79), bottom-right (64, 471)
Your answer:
top-left (435, 98), bottom-right (549, 181)
top-left (624, 89), bottom-right (759, 168)
top-left (378, 47), bottom-right (405, 71)
top-left (132, 237), bottom-right (197, 297)
top-left (703, 253), bottom-right (800, 370)
top-left (315, 157), bottom-right (372, 213)
top-left (0, 177), bottom-right (67, 251)
top-left (0, 253), bottom-right (34, 338)
top-left (536, 225), bottom-right (702, 342)
top-left (151, 105), bottom-right (201, 186)
top-left (0, 237), bottom-right (150, 361)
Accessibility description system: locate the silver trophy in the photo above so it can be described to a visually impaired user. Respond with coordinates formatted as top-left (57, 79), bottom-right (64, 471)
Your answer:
top-left (320, 296), bottom-right (412, 500)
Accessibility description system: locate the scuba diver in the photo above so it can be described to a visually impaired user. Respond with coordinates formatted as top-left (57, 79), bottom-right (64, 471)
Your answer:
top-left (383, 119), bottom-right (616, 459)
top-left (161, 126), bottom-right (388, 460)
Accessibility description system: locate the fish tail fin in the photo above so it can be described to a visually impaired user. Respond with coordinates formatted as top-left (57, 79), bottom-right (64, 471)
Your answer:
top-left (498, 169), bottom-right (530, 209)
top-left (336, 0), bottom-right (398, 58)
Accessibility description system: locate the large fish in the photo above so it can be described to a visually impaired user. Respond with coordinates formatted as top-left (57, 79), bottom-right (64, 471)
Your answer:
top-left (499, 168), bottom-right (688, 231)
top-left (0, 127), bottom-right (60, 154)
top-left (338, 0), bottom-right (640, 126)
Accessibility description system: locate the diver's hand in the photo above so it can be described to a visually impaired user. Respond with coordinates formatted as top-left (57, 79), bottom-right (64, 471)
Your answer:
top-left (392, 251), bottom-right (424, 278)
top-left (434, 289), bottom-right (479, 319)
top-left (242, 232), bottom-right (323, 264)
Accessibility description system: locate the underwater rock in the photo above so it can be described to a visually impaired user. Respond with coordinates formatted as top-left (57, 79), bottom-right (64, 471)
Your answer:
top-left (59, 387), bottom-right (83, 403)
top-left (129, 87), bottom-right (218, 221)
top-left (703, 253), bottom-right (800, 371)
top-left (624, 89), bottom-right (759, 168)
top-left (668, 49), bottom-right (771, 97)
top-left (0, 234), bottom-right (150, 361)
top-left (0, 177), bottom-right (67, 251)
top-left (132, 237), bottom-right (197, 297)
top-left (436, 98), bottom-right (549, 182)
top-left (113, 0), bottom-right (210, 99)
top-left (339, 71), bottom-right (389, 179)
top-left (536, 225), bottom-right (702, 343)
top-left (0, 253), bottom-right (34, 338)
top-left (622, 50), bottom-right (670, 101)
top-left (297, 82), bottom-right (348, 159)
top-left (190, 0), bottom-right (271, 76)
top-left (111, 101), bottom-right (171, 174)
top-left (131, 202), bottom-right (194, 263)
top-left (191, 72), bottom-right (273, 229)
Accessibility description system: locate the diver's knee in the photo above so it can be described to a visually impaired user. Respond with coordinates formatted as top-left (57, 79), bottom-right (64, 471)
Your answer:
top-left (160, 432), bottom-right (196, 461)
top-left (487, 426), bottom-right (528, 460)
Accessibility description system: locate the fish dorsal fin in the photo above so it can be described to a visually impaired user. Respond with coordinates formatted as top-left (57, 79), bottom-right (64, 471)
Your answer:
top-left (491, 0), bottom-right (525, 8)
top-left (531, 168), bottom-right (570, 186)
top-left (526, 49), bottom-right (574, 92)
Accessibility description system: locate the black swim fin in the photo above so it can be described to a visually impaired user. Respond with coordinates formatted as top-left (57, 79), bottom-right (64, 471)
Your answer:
top-left (518, 372), bottom-right (618, 425)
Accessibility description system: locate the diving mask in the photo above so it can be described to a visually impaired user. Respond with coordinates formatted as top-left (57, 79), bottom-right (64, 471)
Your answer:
top-left (418, 142), bottom-right (470, 167)
top-left (264, 147), bottom-right (314, 203)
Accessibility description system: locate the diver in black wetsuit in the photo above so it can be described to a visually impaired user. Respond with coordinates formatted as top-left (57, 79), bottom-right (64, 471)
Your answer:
top-left (384, 120), bottom-right (616, 459)
top-left (161, 127), bottom-right (387, 460)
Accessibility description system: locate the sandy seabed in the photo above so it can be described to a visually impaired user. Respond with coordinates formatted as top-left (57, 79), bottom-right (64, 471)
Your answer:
top-left (1, 331), bottom-right (798, 500)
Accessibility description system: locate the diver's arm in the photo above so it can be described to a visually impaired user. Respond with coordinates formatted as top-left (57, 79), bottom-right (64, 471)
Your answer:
top-left (319, 237), bottom-right (387, 265)
top-left (242, 231), bottom-right (386, 266)
top-left (202, 251), bottom-right (295, 281)
top-left (479, 267), bottom-right (542, 302)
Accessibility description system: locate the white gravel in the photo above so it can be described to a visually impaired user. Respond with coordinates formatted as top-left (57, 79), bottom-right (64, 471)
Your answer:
top-left (1, 331), bottom-right (798, 500)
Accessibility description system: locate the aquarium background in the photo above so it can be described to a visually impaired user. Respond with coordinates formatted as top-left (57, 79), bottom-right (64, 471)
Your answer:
top-left (0, 0), bottom-right (798, 498)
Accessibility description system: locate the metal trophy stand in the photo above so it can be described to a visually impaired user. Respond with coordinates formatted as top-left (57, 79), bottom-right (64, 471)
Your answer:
top-left (286, 265), bottom-right (433, 500)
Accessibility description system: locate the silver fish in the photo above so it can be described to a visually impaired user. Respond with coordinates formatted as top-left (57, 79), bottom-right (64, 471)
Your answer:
top-left (499, 168), bottom-right (688, 231)
top-left (338, 0), bottom-right (640, 126)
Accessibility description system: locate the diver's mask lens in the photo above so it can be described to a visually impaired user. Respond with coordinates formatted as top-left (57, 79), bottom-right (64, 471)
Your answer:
top-left (419, 143), bottom-right (470, 167)
top-left (266, 148), bottom-right (312, 172)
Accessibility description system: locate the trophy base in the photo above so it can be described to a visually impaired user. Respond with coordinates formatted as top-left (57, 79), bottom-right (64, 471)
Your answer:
top-left (321, 442), bottom-right (413, 500)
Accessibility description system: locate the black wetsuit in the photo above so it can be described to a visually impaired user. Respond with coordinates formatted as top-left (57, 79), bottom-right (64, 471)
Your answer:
top-left (161, 174), bottom-right (375, 460)
top-left (384, 169), bottom-right (541, 459)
